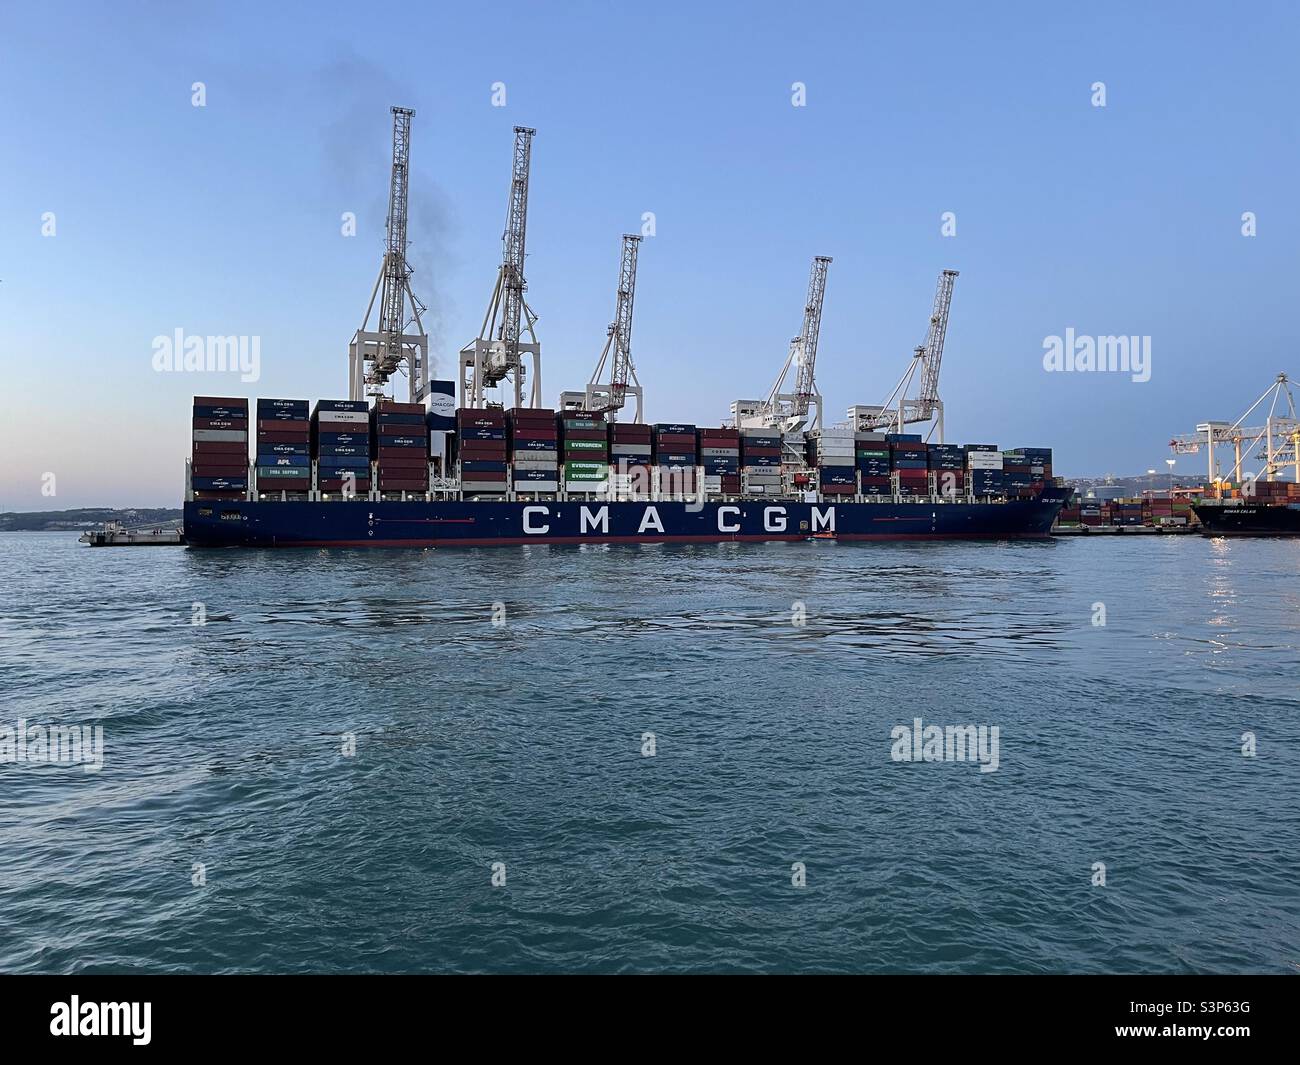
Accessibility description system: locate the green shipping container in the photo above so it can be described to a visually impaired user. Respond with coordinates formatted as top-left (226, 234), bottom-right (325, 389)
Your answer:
top-left (565, 439), bottom-right (608, 452)
top-left (563, 419), bottom-right (601, 430)
top-left (856, 449), bottom-right (889, 458)
top-left (565, 461), bottom-right (608, 480)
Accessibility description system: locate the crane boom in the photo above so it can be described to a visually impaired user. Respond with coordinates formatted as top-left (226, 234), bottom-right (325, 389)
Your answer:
top-left (607, 234), bottom-right (641, 410)
top-left (737, 256), bottom-right (832, 431)
top-left (459, 126), bottom-right (543, 408)
top-left (916, 269), bottom-right (958, 419)
top-left (852, 268), bottom-right (957, 440)
top-left (792, 256), bottom-right (832, 417)
top-left (500, 126), bottom-right (534, 365)
top-left (560, 234), bottom-right (644, 420)
top-left (348, 106), bottom-right (429, 402)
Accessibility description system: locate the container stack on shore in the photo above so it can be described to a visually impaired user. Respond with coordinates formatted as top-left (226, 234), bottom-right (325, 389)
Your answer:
top-left (888, 434), bottom-right (928, 497)
top-left (255, 399), bottom-right (311, 496)
top-left (698, 428), bottom-right (741, 497)
top-left (373, 401), bottom-right (429, 497)
top-left (654, 423), bottom-right (697, 497)
top-left (313, 400), bottom-right (370, 497)
top-left (815, 426), bottom-right (857, 496)
top-left (741, 428), bottom-right (782, 495)
top-left (509, 407), bottom-right (558, 496)
top-left (966, 445), bottom-right (1003, 497)
top-left (191, 396), bottom-right (249, 499)
top-left (455, 408), bottom-right (507, 496)
top-left (610, 422), bottom-right (653, 497)
top-left (561, 414), bottom-right (609, 495)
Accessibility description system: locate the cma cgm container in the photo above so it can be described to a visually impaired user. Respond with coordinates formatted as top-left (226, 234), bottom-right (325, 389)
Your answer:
top-left (191, 396), bottom-right (249, 498)
top-left (698, 427), bottom-right (741, 496)
top-left (741, 428), bottom-right (782, 495)
top-left (456, 407), bottom-right (507, 495)
top-left (509, 407), bottom-right (558, 494)
top-left (255, 399), bottom-right (310, 495)
top-left (610, 422), bottom-right (653, 496)
top-left (374, 400), bottom-right (430, 495)
top-left (313, 399), bottom-right (371, 496)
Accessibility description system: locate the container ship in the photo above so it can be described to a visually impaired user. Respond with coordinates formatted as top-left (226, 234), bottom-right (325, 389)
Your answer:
top-left (181, 115), bottom-right (1068, 549)
top-left (182, 395), bottom-right (1069, 548)
top-left (1192, 481), bottom-right (1300, 536)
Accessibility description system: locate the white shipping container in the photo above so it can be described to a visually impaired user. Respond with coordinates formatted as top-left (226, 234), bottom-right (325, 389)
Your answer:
top-left (610, 443), bottom-right (652, 456)
top-left (700, 447), bottom-right (741, 458)
top-left (967, 453), bottom-right (1004, 470)
top-left (512, 458), bottom-right (558, 471)
top-left (513, 481), bottom-right (558, 493)
top-left (317, 410), bottom-right (369, 425)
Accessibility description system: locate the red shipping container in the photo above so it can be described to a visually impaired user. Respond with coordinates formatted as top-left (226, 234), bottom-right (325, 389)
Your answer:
top-left (316, 419), bottom-right (370, 434)
top-left (192, 440), bottom-right (249, 455)
top-left (319, 478), bottom-right (371, 491)
top-left (375, 400), bottom-right (425, 414)
top-left (194, 396), bottom-right (249, 407)
top-left (459, 469), bottom-right (508, 482)
top-left (258, 479), bottom-right (310, 491)
top-left (258, 428), bottom-right (310, 442)
top-left (257, 418), bottom-right (308, 432)
top-left (379, 480), bottom-right (429, 492)
top-left (655, 433), bottom-right (696, 448)
top-left (192, 465), bottom-right (249, 478)
top-left (562, 428), bottom-right (608, 442)
top-left (376, 454), bottom-right (428, 469)
top-left (742, 446), bottom-right (780, 458)
top-left (512, 428), bottom-right (558, 441)
top-left (457, 408), bottom-right (506, 424)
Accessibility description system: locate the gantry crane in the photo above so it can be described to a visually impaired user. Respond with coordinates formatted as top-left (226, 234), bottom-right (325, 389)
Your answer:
top-left (460, 127), bottom-right (542, 408)
top-left (850, 269), bottom-right (958, 441)
top-left (731, 256), bottom-right (832, 432)
top-left (560, 234), bottom-right (644, 420)
top-left (1169, 373), bottom-right (1299, 485)
top-left (349, 106), bottom-right (430, 402)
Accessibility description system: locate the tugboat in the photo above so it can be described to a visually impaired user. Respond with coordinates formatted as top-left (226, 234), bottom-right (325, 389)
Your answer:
top-left (79, 521), bottom-right (185, 546)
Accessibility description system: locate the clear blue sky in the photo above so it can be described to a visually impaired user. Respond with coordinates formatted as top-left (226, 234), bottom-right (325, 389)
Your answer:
top-left (2, 0), bottom-right (1298, 508)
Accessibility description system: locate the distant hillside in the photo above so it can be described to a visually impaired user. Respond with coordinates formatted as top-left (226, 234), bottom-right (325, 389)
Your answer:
top-left (0, 507), bottom-right (183, 532)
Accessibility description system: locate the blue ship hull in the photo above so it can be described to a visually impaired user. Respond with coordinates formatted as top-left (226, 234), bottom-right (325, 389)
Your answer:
top-left (184, 493), bottom-right (1068, 547)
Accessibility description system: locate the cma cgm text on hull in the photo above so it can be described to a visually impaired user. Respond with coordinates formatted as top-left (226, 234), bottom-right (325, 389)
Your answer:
top-left (183, 494), bottom-right (1068, 548)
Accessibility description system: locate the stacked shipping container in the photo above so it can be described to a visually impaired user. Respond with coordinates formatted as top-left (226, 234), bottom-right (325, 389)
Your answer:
top-left (966, 445), bottom-right (1003, 497)
top-left (856, 432), bottom-right (890, 496)
top-left (741, 429), bottom-right (782, 495)
top-left (561, 415), bottom-right (609, 493)
top-left (374, 401), bottom-right (430, 495)
top-left (888, 434), bottom-right (928, 497)
top-left (509, 407), bottom-right (558, 495)
top-left (698, 428), bottom-right (741, 496)
top-left (456, 408), bottom-right (507, 495)
top-left (927, 443), bottom-right (966, 498)
top-left (192, 396), bottom-right (249, 498)
top-left (610, 423), bottom-right (653, 497)
top-left (815, 426), bottom-right (856, 496)
top-left (654, 423), bottom-right (696, 496)
top-left (313, 399), bottom-right (371, 496)
top-left (256, 399), bottom-right (311, 495)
